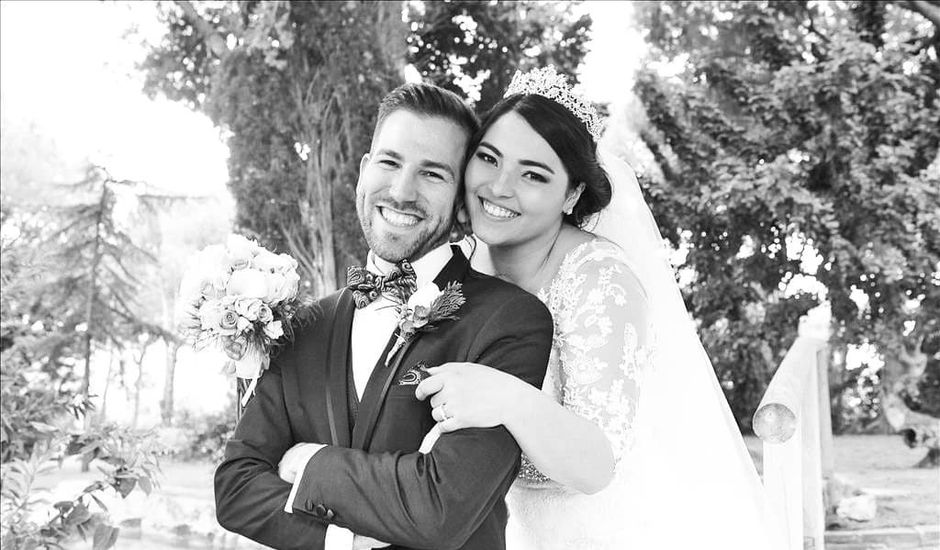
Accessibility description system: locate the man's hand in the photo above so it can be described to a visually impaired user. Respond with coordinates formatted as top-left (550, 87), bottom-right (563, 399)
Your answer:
top-left (278, 442), bottom-right (325, 483)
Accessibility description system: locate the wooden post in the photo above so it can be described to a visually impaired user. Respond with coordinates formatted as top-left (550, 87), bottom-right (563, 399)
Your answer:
top-left (802, 358), bottom-right (825, 550)
top-left (753, 305), bottom-right (832, 550)
top-left (817, 349), bottom-right (834, 478)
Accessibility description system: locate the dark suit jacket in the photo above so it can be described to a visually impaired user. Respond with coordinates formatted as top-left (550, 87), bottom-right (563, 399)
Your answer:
top-left (215, 247), bottom-right (553, 550)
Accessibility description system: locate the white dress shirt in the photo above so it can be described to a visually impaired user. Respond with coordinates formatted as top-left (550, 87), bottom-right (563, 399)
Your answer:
top-left (284, 244), bottom-right (454, 549)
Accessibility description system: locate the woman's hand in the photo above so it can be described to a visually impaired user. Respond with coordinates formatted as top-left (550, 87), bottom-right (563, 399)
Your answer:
top-left (415, 362), bottom-right (527, 433)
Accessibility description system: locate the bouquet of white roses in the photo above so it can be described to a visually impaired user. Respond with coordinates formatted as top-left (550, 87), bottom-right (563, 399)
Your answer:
top-left (178, 235), bottom-right (305, 396)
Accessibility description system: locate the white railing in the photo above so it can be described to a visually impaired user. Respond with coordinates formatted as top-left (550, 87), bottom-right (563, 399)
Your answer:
top-left (753, 307), bottom-right (833, 550)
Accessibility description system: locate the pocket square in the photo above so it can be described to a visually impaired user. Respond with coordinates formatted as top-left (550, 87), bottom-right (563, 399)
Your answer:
top-left (397, 362), bottom-right (431, 386)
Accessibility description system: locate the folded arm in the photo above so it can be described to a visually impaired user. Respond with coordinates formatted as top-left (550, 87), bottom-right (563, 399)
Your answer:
top-left (215, 360), bottom-right (332, 550)
top-left (290, 294), bottom-right (552, 549)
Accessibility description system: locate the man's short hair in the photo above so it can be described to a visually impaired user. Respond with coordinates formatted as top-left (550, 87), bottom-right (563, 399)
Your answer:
top-left (373, 83), bottom-right (479, 143)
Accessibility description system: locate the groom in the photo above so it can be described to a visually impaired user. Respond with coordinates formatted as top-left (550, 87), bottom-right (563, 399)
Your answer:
top-left (214, 83), bottom-right (553, 550)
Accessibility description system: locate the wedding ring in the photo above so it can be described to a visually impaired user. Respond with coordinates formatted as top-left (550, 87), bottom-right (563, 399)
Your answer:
top-left (440, 403), bottom-right (450, 421)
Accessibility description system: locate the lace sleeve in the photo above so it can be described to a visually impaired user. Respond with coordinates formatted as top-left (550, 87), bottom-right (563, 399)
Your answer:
top-left (559, 250), bottom-right (654, 462)
top-left (518, 244), bottom-right (655, 487)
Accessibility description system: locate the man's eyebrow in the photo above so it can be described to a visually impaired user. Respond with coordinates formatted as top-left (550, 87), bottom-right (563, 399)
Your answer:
top-left (479, 141), bottom-right (555, 175)
top-left (421, 160), bottom-right (455, 179)
top-left (375, 148), bottom-right (455, 179)
top-left (375, 149), bottom-right (403, 159)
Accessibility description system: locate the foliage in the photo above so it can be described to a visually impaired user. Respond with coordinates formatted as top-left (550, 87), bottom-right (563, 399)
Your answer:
top-left (0, 426), bottom-right (161, 550)
top-left (634, 1), bottom-right (940, 429)
top-left (11, 165), bottom-right (177, 404)
top-left (406, 1), bottom-right (592, 110)
top-left (903, 327), bottom-right (940, 417)
top-left (1, 163), bottom-right (166, 547)
top-left (157, 409), bottom-right (233, 463)
top-left (0, 350), bottom-right (88, 463)
top-left (831, 361), bottom-right (884, 433)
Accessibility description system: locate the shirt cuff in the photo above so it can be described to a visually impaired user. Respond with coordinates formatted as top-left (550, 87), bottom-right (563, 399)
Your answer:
top-left (418, 423), bottom-right (442, 454)
top-left (283, 444), bottom-right (326, 514)
top-left (324, 525), bottom-right (355, 550)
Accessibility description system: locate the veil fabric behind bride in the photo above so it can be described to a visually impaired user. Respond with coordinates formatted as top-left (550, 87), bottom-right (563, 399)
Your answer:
top-left (586, 148), bottom-right (784, 548)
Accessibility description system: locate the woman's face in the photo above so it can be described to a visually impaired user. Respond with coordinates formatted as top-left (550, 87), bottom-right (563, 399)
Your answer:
top-left (464, 111), bottom-right (580, 249)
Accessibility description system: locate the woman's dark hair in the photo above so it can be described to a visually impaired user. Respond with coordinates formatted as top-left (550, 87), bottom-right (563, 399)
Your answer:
top-left (470, 94), bottom-right (611, 227)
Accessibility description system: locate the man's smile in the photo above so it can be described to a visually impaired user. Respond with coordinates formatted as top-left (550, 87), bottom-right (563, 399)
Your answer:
top-left (377, 205), bottom-right (423, 228)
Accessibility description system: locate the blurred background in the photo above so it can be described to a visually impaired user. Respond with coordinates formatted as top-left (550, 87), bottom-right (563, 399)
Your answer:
top-left (1, 1), bottom-right (937, 549)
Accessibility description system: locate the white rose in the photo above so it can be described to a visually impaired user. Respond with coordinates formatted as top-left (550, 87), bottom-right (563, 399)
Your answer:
top-left (407, 283), bottom-right (442, 309)
top-left (257, 303), bottom-right (274, 324)
top-left (251, 250), bottom-right (280, 273)
top-left (234, 297), bottom-right (263, 321)
top-left (275, 253), bottom-right (299, 274)
top-left (279, 269), bottom-right (300, 302)
top-left (227, 234), bottom-right (259, 270)
top-left (218, 305), bottom-right (240, 336)
top-left (228, 268), bottom-right (269, 299)
top-left (263, 320), bottom-right (284, 340)
top-left (265, 270), bottom-right (300, 305)
top-left (179, 244), bottom-right (228, 303)
top-left (263, 272), bottom-right (287, 304)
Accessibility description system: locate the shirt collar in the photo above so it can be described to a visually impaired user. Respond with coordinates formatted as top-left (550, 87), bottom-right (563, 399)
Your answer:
top-left (367, 243), bottom-right (453, 289)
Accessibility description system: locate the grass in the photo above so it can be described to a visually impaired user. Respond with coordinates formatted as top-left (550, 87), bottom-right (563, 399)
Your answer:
top-left (746, 434), bottom-right (939, 531)
top-left (29, 435), bottom-right (940, 549)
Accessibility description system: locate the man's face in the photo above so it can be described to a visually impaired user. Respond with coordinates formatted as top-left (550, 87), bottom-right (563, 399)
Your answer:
top-left (356, 110), bottom-right (469, 263)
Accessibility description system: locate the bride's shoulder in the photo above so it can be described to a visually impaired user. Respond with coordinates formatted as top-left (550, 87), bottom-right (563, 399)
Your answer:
top-left (564, 236), bottom-right (631, 271)
top-left (561, 238), bottom-right (647, 299)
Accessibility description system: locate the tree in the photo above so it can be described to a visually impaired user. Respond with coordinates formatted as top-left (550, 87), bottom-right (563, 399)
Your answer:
top-left (1, 181), bottom-right (161, 550)
top-left (40, 166), bottom-right (178, 414)
top-left (406, 1), bottom-right (591, 110)
top-left (633, 1), bottom-right (940, 429)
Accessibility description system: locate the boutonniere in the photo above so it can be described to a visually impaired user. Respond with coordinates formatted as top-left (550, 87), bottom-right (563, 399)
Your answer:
top-left (386, 282), bottom-right (465, 366)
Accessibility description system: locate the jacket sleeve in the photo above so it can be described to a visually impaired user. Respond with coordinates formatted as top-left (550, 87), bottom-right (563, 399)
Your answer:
top-left (214, 346), bottom-right (330, 550)
top-left (289, 293), bottom-right (553, 550)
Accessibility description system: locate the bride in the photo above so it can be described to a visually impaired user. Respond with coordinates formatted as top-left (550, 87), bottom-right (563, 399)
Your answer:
top-left (414, 67), bottom-right (784, 549)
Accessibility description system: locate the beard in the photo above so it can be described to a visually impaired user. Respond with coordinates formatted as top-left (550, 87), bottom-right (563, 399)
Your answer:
top-left (357, 196), bottom-right (454, 263)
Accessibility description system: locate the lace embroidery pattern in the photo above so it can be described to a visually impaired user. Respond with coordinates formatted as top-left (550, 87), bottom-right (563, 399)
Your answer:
top-left (518, 240), bottom-right (655, 484)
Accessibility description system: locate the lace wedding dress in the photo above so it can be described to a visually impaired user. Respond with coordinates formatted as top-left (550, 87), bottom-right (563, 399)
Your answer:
top-left (504, 239), bottom-right (656, 549)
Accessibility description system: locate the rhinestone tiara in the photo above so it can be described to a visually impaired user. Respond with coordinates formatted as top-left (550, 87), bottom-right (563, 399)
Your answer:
top-left (504, 66), bottom-right (604, 141)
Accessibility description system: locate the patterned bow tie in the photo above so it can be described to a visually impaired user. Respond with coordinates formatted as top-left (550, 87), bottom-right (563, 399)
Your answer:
top-left (346, 259), bottom-right (417, 309)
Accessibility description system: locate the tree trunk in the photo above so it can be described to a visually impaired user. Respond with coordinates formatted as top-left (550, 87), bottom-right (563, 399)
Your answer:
top-left (160, 341), bottom-right (181, 425)
top-left (303, 135), bottom-right (338, 297)
top-left (132, 336), bottom-right (157, 429)
top-left (80, 184), bottom-right (108, 473)
top-left (99, 348), bottom-right (118, 422)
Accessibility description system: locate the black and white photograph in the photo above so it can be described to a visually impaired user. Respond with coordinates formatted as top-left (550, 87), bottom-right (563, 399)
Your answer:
top-left (1, 1), bottom-right (938, 549)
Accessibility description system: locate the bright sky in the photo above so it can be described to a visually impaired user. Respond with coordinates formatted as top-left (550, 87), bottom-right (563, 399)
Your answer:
top-left (0, 1), bottom-right (230, 197)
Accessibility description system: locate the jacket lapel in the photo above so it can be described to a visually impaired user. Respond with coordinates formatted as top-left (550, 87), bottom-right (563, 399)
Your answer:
top-left (324, 290), bottom-right (354, 448)
top-left (351, 246), bottom-right (471, 451)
